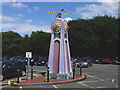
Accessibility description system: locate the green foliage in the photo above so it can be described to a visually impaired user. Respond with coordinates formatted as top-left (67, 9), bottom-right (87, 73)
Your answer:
top-left (68, 15), bottom-right (118, 57)
top-left (2, 31), bottom-right (50, 57)
top-left (29, 31), bottom-right (50, 56)
top-left (2, 15), bottom-right (119, 57)
top-left (2, 31), bottom-right (24, 56)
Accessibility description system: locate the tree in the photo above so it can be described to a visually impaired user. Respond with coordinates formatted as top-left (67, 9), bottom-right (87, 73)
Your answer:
top-left (2, 31), bottom-right (24, 56)
top-left (29, 31), bottom-right (50, 56)
top-left (68, 15), bottom-right (118, 57)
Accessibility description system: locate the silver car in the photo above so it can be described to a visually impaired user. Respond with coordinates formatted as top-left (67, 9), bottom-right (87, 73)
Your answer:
top-left (75, 58), bottom-right (92, 68)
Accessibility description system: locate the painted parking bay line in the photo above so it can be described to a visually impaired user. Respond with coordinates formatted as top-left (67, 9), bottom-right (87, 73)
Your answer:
top-left (83, 73), bottom-right (104, 81)
top-left (81, 80), bottom-right (100, 83)
top-left (19, 86), bottom-right (22, 90)
top-left (53, 85), bottom-right (59, 90)
top-left (78, 82), bottom-right (107, 89)
top-left (78, 82), bottom-right (94, 88)
top-left (95, 86), bottom-right (106, 88)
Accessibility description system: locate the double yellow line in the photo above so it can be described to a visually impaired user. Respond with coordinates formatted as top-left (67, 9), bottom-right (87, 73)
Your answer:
top-left (78, 73), bottom-right (105, 88)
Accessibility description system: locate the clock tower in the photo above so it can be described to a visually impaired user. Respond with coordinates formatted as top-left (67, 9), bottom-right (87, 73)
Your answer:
top-left (47, 10), bottom-right (72, 79)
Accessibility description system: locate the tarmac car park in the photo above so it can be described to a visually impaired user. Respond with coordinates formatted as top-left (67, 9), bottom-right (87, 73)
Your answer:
top-left (1, 64), bottom-right (119, 89)
top-left (1, 56), bottom-right (119, 89)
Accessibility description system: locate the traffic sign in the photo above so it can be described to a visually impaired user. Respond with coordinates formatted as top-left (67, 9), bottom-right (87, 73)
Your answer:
top-left (26, 52), bottom-right (32, 58)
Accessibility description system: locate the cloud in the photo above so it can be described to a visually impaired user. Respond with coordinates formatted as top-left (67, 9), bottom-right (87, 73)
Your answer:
top-left (2, 23), bottom-right (50, 35)
top-left (1, 15), bottom-right (50, 35)
top-left (64, 17), bottom-right (72, 22)
top-left (1, 0), bottom-right (120, 2)
top-left (25, 19), bottom-right (32, 23)
top-left (10, 2), bottom-right (28, 8)
top-left (75, 1), bottom-right (118, 19)
top-left (0, 15), bottom-right (19, 22)
top-left (28, 7), bottom-right (40, 13)
top-left (33, 6), bottom-right (40, 11)
top-left (17, 14), bottom-right (25, 17)
top-left (2, 2), bottom-right (28, 9)
top-left (28, 9), bottom-right (32, 13)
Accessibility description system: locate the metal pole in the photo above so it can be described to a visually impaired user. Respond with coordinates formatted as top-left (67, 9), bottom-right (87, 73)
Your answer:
top-left (17, 69), bottom-right (20, 83)
top-left (31, 65), bottom-right (33, 79)
top-left (47, 67), bottom-right (49, 82)
top-left (73, 66), bottom-right (75, 79)
top-left (80, 66), bottom-right (82, 76)
top-left (27, 58), bottom-right (30, 81)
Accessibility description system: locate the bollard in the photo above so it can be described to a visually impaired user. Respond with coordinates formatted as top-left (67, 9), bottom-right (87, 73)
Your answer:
top-left (47, 67), bottom-right (49, 82)
top-left (80, 65), bottom-right (82, 76)
top-left (17, 69), bottom-right (20, 83)
top-left (73, 66), bottom-right (75, 79)
top-left (31, 65), bottom-right (33, 79)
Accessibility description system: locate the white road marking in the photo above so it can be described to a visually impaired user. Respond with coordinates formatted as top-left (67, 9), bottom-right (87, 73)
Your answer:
top-left (112, 78), bottom-right (114, 83)
top-left (19, 86), bottom-right (22, 90)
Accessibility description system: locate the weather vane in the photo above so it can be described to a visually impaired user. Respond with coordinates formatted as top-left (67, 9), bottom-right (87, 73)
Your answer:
top-left (48, 8), bottom-right (70, 19)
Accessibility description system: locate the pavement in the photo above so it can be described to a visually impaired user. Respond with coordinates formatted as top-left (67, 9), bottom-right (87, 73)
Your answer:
top-left (11, 73), bottom-right (86, 86)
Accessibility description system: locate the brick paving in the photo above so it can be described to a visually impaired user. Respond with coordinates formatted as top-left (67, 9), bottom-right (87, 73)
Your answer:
top-left (16, 73), bottom-right (85, 85)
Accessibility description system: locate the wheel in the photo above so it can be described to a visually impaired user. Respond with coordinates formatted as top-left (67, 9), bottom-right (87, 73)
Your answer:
top-left (21, 71), bottom-right (26, 76)
top-left (34, 62), bottom-right (36, 65)
top-left (0, 75), bottom-right (3, 81)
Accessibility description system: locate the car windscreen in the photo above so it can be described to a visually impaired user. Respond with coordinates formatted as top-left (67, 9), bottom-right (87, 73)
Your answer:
top-left (80, 58), bottom-right (88, 61)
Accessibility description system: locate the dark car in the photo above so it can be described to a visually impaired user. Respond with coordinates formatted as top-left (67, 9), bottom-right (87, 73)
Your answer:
top-left (36, 56), bottom-right (48, 66)
top-left (2, 58), bottom-right (8, 62)
top-left (75, 58), bottom-right (92, 68)
top-left (92, 57), bottom-right (100, 64)
top-left (1, 60), bottom-right (26, 80)
top-left (113, 57), bottom-right (120, 65)
top-left (100, 58), bottom-right (112, 64)
top-left (71, 58), bottom-right (77, 67)
top-left (18, 57), bottom-right (36, 65)
top-left (9, 56), bottom-right (22, 62)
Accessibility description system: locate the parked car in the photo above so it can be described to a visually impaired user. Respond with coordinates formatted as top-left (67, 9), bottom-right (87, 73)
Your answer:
top-left (75, 58), bottom-right (92, 68)
top-left (92, 57), bottom-right (100, 64)
top-left (9, 56), bottom-right (22, 61)
top-left (1, 60), bottom-right (26, 80)
top-left (36, 56), bottom-right (48, 66)
top-left (100, 58), bottom-right (112, 64)
top-left (0, 61), bottom-right (2, 81)
top-left (18, 57), bottom-right (36, 65)
top-left (2, 58), bottom-right (8, 62)
top-left (71, 58), bottom-right (77, 67)
top-left (113, 57), bottom-right (120, 65)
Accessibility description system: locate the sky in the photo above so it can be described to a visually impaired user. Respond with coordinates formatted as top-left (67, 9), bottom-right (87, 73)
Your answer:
top-left (0, 0), bottom-right (119, 36)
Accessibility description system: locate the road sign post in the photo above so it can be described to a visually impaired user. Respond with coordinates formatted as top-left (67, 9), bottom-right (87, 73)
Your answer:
top-left (26, 52), bottom-right (32, 81)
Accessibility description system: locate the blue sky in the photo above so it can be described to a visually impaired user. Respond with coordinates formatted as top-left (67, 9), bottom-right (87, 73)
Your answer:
top-left (1, 1), bottom-right (118, 36)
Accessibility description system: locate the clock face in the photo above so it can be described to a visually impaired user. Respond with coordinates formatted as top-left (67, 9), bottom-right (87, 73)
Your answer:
top-left (52, 22), bottom-right (62, 32)
top-left (64, 23), bottom-right (69, 31)
top-left (63, 20), bottom-right (68, 31)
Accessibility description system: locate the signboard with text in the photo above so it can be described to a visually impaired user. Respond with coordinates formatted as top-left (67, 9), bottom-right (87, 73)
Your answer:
top-left (26, 52), bottom-right (32, 58)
